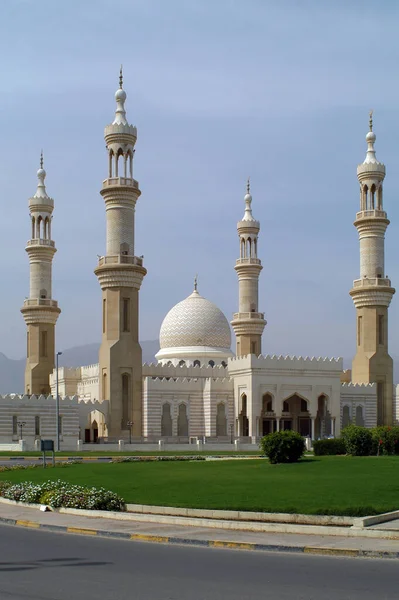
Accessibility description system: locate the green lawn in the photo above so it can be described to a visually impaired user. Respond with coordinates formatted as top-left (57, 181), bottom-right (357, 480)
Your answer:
top-left (0, 451), bottom-right (262, 457)
top-left (1, 456), bottom-right (398, 516)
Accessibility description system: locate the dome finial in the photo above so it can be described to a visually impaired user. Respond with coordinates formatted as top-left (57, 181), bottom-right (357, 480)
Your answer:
top-left (113, 67), bottom-right (128, 125)
top-left (34, 151), bottom-right (48, 199)
top-left (363, 110), bottom-right (378, 164)
top-left (246, 176), bottom-right (250, 195)
top-left (194, 274), bottom-right (198, 292)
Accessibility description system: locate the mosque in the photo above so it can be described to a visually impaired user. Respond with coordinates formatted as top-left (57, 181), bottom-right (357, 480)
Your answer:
top-left (2, 73), bottom-right (396, 447)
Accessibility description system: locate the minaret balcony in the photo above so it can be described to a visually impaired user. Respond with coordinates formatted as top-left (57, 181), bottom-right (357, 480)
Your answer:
top-left (26, 239), bottom-right (55, 248)
top-left (235, 258), bottom-right (261, 265)
top-left (233, 311), bottom-right (265, 320)
top-left (352, 277), bottom-right (392, 288)
top-left (355, 209), bottom-right (387, 220)
top-left (23, 298), bottom-right (58, 308)
top-left (97, 254), bottom-right (144, 267)
top-left (102, 177), bottom-right (139, 189)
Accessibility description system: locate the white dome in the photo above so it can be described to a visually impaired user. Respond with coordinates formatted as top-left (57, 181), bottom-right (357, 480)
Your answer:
top-left (159, 289), bottom-right (231, 351)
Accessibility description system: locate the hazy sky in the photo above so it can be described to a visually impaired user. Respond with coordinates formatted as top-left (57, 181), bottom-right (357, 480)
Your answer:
top-left (2, 0), bottom-right (399, 363)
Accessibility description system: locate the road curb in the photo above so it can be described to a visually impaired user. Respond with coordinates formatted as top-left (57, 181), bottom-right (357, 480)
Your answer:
top-left (1, 515), bottom-right (399, 559)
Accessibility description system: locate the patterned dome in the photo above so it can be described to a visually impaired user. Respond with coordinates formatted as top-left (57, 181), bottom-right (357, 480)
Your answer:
top-left (159, 290), bottom-right (231, 350)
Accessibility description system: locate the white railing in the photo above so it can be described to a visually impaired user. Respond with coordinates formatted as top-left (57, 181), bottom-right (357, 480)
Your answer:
top-left (23, 298), bottom-right (58, 307)
top-left (235, 258), bottom-right (261, 265)
top-left (26, 239), bottom-right (55, 247)
top-left (232, 311), bottom-right (265, 320)
top-left (102, 177), bottom-right (139, 188)
top-left (353, 278), bottom-right (391, 288)
top-left (356, 209), bottom-right (387, 220)
top-left (97, 255), bottom-right (143, 267)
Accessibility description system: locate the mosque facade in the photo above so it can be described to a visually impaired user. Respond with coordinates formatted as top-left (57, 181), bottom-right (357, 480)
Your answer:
top-left (4, 75), bottom-right (397, 447)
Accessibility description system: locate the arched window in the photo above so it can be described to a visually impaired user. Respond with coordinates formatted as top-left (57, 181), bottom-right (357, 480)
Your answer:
top-left (216, 403), bottom-right (227, 436)
top-left (241, 238), bottom-right (245, 259)
top-left (121, 373), bottom-right (130, 426)
top-left (300, 399), bottom-right (308, 412)
top-left (283, 401), bottom-right (289, 413)
top-left (355, 405), bottom-right (364, 427)
top-left (177, 403), bottom-right (188, 436)
top-left (31, 217), bottom-right (35, 239)
top-left (193, 360), bottom-right (201, 367)
top-left (370, 184), bottom-right (376, 210)
top-left (262, 393), bottom-right (273, 413)
top-left (364, 185), bottom-right (369, 210)
top-left (241, 394), bottom-right (247, 415)
top-left (109, 149), bottom-right (114, 177)
top-left (208, 360), bottom-right (215, 367)
top-left (115, 147), bottom-right (124, 177)
top-left (37, 216), bottom-right (42, 239)
top-left (342, 405), bottom-right (351, 429)
top-left (102, 372), bottom-right (107, 401)
top-left (221, 361), bottom-right (227, 368)
top-left (161, 403), bottom-right (173, 436)
top-left (178, 360), bottom-right (186, 367)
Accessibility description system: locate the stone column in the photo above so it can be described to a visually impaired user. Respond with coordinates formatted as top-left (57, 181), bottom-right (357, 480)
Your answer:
top-left (311, 417), bottom-right (315, 440)
top-left (276, 417), bottom-right (280, 432)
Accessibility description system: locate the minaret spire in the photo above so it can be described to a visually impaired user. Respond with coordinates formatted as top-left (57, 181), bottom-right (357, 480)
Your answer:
top-left (21, 159), bottom-right (60, 395)
top-left (350, 113), bottom-right (395, 425)
top-left (231, 180), bottom-right (266, 361)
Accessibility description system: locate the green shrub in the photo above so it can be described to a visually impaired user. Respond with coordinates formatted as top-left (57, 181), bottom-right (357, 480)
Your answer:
top-left (371, 426), bottom-right (399, 456)
top-left (313, 438), bottom-right (346, 456)
top-left (260, 431), bottom-right (305, 464)
top-left (341, 425), bottom-right (373, 456)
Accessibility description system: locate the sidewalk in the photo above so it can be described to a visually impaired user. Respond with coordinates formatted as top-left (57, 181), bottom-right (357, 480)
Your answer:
top-left (0, 502), bottom-right (398, 559)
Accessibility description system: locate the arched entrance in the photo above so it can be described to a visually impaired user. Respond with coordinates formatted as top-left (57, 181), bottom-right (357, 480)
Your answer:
top-left (315, 394), bottom-right (332, 438)
top-left (261, 393), bottom-right (276, 435)
top-left (281, 394), bottom-right (311, 436)
top-left (239, 394), bottom-right (249, 437)
top-left (84, 410), bottom-right (107, 443)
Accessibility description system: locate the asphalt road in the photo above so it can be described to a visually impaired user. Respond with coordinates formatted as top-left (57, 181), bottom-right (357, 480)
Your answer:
top-left (0, 525), bottom-right (398, 600)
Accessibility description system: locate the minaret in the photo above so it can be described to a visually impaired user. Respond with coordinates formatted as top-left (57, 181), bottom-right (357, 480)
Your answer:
top-left (231, 180), bottom-right (266, 357)
top-left (349, 113), bottom-right (395, 425)
top-left (94, 69), bottom-right (147, 437)
top-left (21, 154), bottom-right (60, 395)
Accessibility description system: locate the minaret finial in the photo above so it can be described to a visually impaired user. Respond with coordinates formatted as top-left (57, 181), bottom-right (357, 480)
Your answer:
top-left (246, 177), bottom-right (250, 195)
top-left (119, 65), bottom-right (123, 89)
top-left (40, 150), bottom-right (43, 169)
top-left (194, 274), bottom-right (198, 292)
top-left (369, 109), bottom-right (373, 132)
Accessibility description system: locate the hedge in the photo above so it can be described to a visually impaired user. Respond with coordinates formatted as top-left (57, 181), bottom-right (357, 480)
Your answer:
top-left (313, 438), bottom-right (346, 456)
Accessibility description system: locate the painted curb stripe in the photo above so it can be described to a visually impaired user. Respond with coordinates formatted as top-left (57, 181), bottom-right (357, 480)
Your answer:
top-left (16, 520), bottom-right (40, 528)
top-left (0, 516), bottom-right (398, 559)
top-left (304, 547), bottom-right (359, 557)
top-left (66, 527), bottom-right (97, 536)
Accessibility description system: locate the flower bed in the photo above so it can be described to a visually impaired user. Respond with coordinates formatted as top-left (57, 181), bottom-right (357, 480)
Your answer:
top-left (111, 455), bottom-right (206, 463)
top-left (0, 479), bottom-right (125, 511)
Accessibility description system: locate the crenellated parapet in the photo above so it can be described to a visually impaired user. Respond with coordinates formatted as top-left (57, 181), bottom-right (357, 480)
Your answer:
top-left (143, 362), bottom-right (229, 380)
top-left (228, 354), bottom-right (343, 375)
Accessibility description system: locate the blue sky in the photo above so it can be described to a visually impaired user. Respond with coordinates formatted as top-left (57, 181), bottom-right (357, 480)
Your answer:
top-left (1, 0), bottom-right (399, 362)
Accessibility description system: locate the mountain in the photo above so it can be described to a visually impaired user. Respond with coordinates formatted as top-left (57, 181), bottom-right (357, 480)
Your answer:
top-left (0, 341), bottom-right (159, 394)
top-left (1, 345), bottom-right (399, 394)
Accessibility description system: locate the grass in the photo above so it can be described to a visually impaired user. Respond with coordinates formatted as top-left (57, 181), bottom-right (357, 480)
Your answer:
top-left (1, 456), bottom-right (399, 516)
